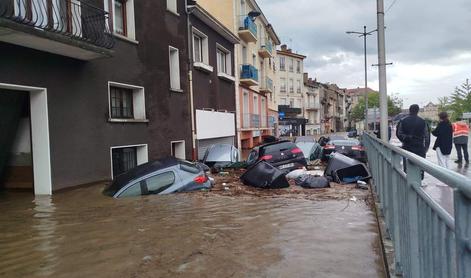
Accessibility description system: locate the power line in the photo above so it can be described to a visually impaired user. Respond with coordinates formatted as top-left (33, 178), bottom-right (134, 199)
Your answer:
top-left (385, 0), bottom-right (399, 13)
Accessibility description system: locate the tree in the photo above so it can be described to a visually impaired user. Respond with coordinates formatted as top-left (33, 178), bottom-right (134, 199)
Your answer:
top-left (350, 92), bottom-right (402, 122)
top-left (447, 79), bottom-right (471, 120)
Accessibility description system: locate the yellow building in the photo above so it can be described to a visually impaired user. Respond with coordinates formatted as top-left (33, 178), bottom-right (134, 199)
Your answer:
top-left (198, 0), bottom-right (281, 149)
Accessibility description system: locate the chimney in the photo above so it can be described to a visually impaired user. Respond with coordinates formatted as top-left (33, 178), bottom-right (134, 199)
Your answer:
top-left (281, 44), bottom-right (287, 51)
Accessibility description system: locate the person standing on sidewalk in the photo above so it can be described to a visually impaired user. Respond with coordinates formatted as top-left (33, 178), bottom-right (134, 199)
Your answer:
top-left (432, 112), bottom-right (453, 168)
top-left (452, 119), bottom-right (470, 165)
top-left (396, 104), bottom-right (431, 159)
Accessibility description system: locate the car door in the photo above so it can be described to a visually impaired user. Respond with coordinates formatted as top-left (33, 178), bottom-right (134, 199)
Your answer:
top-left (144, 170), bottom-right (180, 195)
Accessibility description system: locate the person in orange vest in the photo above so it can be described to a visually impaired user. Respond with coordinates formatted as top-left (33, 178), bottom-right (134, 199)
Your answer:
top-left (452, 118), bottom-right (469, 165)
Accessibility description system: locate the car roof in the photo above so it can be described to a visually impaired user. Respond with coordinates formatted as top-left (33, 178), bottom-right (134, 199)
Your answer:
top-left (258, 140), bottom-right (293, 149)
top-left (106, 157), bottom-right (181, 195)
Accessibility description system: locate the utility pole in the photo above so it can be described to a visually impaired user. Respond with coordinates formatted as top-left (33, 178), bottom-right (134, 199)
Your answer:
top-left (346, 26), bottom-right (377, 132)
top-left (377, 0), bottom-right (388, 141)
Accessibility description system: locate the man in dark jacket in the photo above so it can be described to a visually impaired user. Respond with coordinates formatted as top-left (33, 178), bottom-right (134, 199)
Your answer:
top-left (396, 104), bottom-right (431, 158)
top-left (432, 112), bottom-right (453, 168)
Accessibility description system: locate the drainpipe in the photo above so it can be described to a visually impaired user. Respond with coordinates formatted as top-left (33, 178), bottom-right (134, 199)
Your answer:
top-left (186, 2), bottom-right (197, 161)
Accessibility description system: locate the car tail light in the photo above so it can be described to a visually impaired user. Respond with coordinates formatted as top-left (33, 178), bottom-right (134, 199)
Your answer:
top-left (352, 145), bottom-right (365, 151)
top-left (324, 144), bottom-right (335, 150)
top-left (260, 155), bottom-right (273, 161)
top-left (291, 148), bottom-right (303, 154)
top-left (194, 175), bottom-right (208, 184)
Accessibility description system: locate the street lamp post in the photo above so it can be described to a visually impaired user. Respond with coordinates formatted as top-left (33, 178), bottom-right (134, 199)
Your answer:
top-left (346, 26), bottom-right (377, 131)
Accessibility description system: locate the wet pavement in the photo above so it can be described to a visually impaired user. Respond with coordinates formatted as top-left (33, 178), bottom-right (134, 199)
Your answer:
top-left (0, 181), bottom-right (386, 278)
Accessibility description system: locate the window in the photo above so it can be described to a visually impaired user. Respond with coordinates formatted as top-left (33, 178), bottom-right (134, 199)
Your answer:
top-left (279, 57), bottom-right (285, 71)
top-left (169, 47), bottom-right (181, 91)
top-left (192, 28), bottom-right (209, 65)
top-left (289, 79), bottom-right (294, 93)
top-left (108, 82), bottom-right (146, 121)
top-left (253, 95), bottom-right (258, 114)
top-left (105, 0), bottom-right (136, 40)
top-left (112, 147), bottom-right (137, 177)
top-left (289, 58), bottom-right (294, 72)
top-left (280, 78), bottom-right (286, 92)
top-left (110, 86), bottom-right (133, 118)
top-left (290, 98), bottom-right (294, 107)
top-left (297, 80), bottom-right (301, 93)
top-left (166, 0), bottom-right (177, 14)
top-left (242, 46), bottom-right (247, 63)
top-left (118, 182), bottom-right (141, 198)
top-left (296, 60), bottom-right (301, 73)
top-left (217, 45), bottom-right (232, 75)
top-left (114, 0), bottom-right (126, 35)
top-left (145, 172), bottom-right (175, 194)
top-left (280, 98), bottom-right (286, 105)
top-left (252, 54), bottom-right (256, 66)
top-left (171, 141), bottom-right (185, 159)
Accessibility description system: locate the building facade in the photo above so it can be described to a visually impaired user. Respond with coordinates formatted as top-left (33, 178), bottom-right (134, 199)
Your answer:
top-left (0, 0), bottom-right (194, 193)
top-left (419, 102), bottom-right (439, 123)
top-left (198, 0), bottom-right (281, 149)
top-left (187, 4), bottom-right (239, 159)
top-left (303, 74), bottom-right (322, 135)
top-left (276, 45), bottom-right (308, 136)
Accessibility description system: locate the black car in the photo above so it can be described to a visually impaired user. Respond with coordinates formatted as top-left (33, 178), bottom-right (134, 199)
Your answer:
top-left (246, 140), bottom-right (307, 172)
top-left (322, 138), bottom-right (366, 162)
top-left (104, 157), bottom-right (213, 198)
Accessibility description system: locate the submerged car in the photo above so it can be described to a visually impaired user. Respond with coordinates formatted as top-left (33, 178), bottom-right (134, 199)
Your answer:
top-left (295, 141), bottom-right (322, 162)
top-left (104, 157), bottom-right (212, 198)
top-left (202, 144), bottom-right (239, 168)
top-left (246, 140), bottom-right (307, 173)
top-left (322, 138), bottom-right (366, 162)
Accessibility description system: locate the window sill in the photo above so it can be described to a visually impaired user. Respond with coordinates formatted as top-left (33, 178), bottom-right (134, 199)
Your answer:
top-left (170, 88), bottom-right (184, 93)
top-left (108, 118), bottom-right (149, 123)
top-left (194, 62), bottom-right (213, 73)
top-left (167, 9), bottom-right (180, 17)
top-left (217, 72), bottom-right (235, 82)
top-left (113, 33), bottom-right (139, 45)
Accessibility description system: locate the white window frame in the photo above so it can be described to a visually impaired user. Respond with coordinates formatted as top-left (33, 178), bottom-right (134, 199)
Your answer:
top-left (297, 79), bottom-right (301, 93)
top-left (280, 77), bottom-right (286, 92)
top-left (192, 27), bottom-right (213, 72)
top-left (279, 57), bottom-right (285, 71)
top-left (169, 46), bottom-right (182, 92)
top-left (108, 81), bottom-right (148, 122)
top-left (104, 0), bottom-right (137, 41)
top-left (289, 79), bottom-right (294, 93)
top-left (170, 140), bottom-right (186, 160)
top-left (109, 144), bottom-right (148, 179)
top-left (166, 0), bottom-right (179, 15)
top-left (289, 58), bottom-right (294, 72)
top-left (216, 43), bottom-right (234, 81)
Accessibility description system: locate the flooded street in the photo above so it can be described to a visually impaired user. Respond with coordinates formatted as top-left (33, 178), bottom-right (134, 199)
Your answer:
top-left (0, 183), bottom-right (385, 278)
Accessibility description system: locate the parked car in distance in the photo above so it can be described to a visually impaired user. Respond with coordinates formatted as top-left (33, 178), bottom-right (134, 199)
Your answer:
top-left (293, 136), bottom-right (316, 143)
top-left (104, 157), bottom-right (213, 198)
top-left (202, 144), bottom-right (239, 169)
top-left (322, 138), bottom-right (366, 162)
top-left (246, 140), bottom-right (307, 173)
top-left (296, 141), bottom-right (322, 162)
top-left (347, 129), bottom-right (358, 138)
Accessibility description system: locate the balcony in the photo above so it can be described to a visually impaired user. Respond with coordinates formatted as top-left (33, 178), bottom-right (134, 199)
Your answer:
top-left (242, 113), bottom-right (271, 129)
top-left (306, 103), bottom-right (321, 110)
top-left (0, 0), bottom-right (114, 60)
top-left (238, 16), bottom-right (257, 43)
top-left (259, 77), bottom-right (273, 94)
top-left (268, 116), bottom-right (276, 128)
top-left (240, 64), bottom-right (258, 87)
top-left (258, 40), bottom-right (272, 58)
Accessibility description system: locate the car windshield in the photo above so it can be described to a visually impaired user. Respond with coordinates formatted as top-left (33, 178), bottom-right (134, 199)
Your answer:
top-left (296, 142), bottom-right (315, 158)
top-left (262, 142), bottom-right (294, 155)
top-left (330, 140), bottom-right (360, 146)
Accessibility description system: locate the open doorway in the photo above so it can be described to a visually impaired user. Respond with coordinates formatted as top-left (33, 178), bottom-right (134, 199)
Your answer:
top-left (0, 84), bottom-right (52, 195)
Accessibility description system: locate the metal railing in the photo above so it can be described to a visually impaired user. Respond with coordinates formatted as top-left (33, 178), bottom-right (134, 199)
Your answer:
top-left (0, 0), bottom-right (114, 49)
top-left (240, 64), bottom-right (258, 82)
top-left (241, 16), bottom-right (257, 37)
top-left (260, 39), bottom-right (273, 54)
top-left (363, 133), bottom-right (471, 278)
top-left (260, 77), bottom-right (273, 92)
top-left (241, 113), bottom-right (272, 129)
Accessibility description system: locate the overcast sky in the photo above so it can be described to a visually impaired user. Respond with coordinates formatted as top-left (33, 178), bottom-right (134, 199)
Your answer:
top-left (257, 0), bottom-right (471, 107)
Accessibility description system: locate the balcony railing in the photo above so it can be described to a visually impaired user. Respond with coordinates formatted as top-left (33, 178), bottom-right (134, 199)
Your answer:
top-left (259, 39), bottom-right (273, 58)
top-left (260, 77), bottom-right (273, 93)
top-left (242, 113), bottom-right (272, 129)
top-left (240, 64), bottom-right (258, 84)
top-left (0, 0), bottom-right (114, 49)
top-left (242, 16), bottom-right (257, 37)
top-left (306, 103), bottom-right (321, 110)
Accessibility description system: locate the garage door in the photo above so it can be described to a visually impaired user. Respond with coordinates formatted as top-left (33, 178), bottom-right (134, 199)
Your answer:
top-left (197, 136), bottom-right (235, 160)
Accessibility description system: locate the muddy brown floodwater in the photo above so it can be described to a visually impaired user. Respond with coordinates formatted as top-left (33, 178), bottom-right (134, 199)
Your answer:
top-left (0, 177), bottom-right (386, 278)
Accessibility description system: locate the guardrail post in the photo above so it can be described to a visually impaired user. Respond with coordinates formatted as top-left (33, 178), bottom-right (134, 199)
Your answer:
top-left (406, 160), bottom-right (422, 278)
top-left (391, 152), bottom-right (403, 275)
top-left (454, 189), bottom-right (471, 278)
